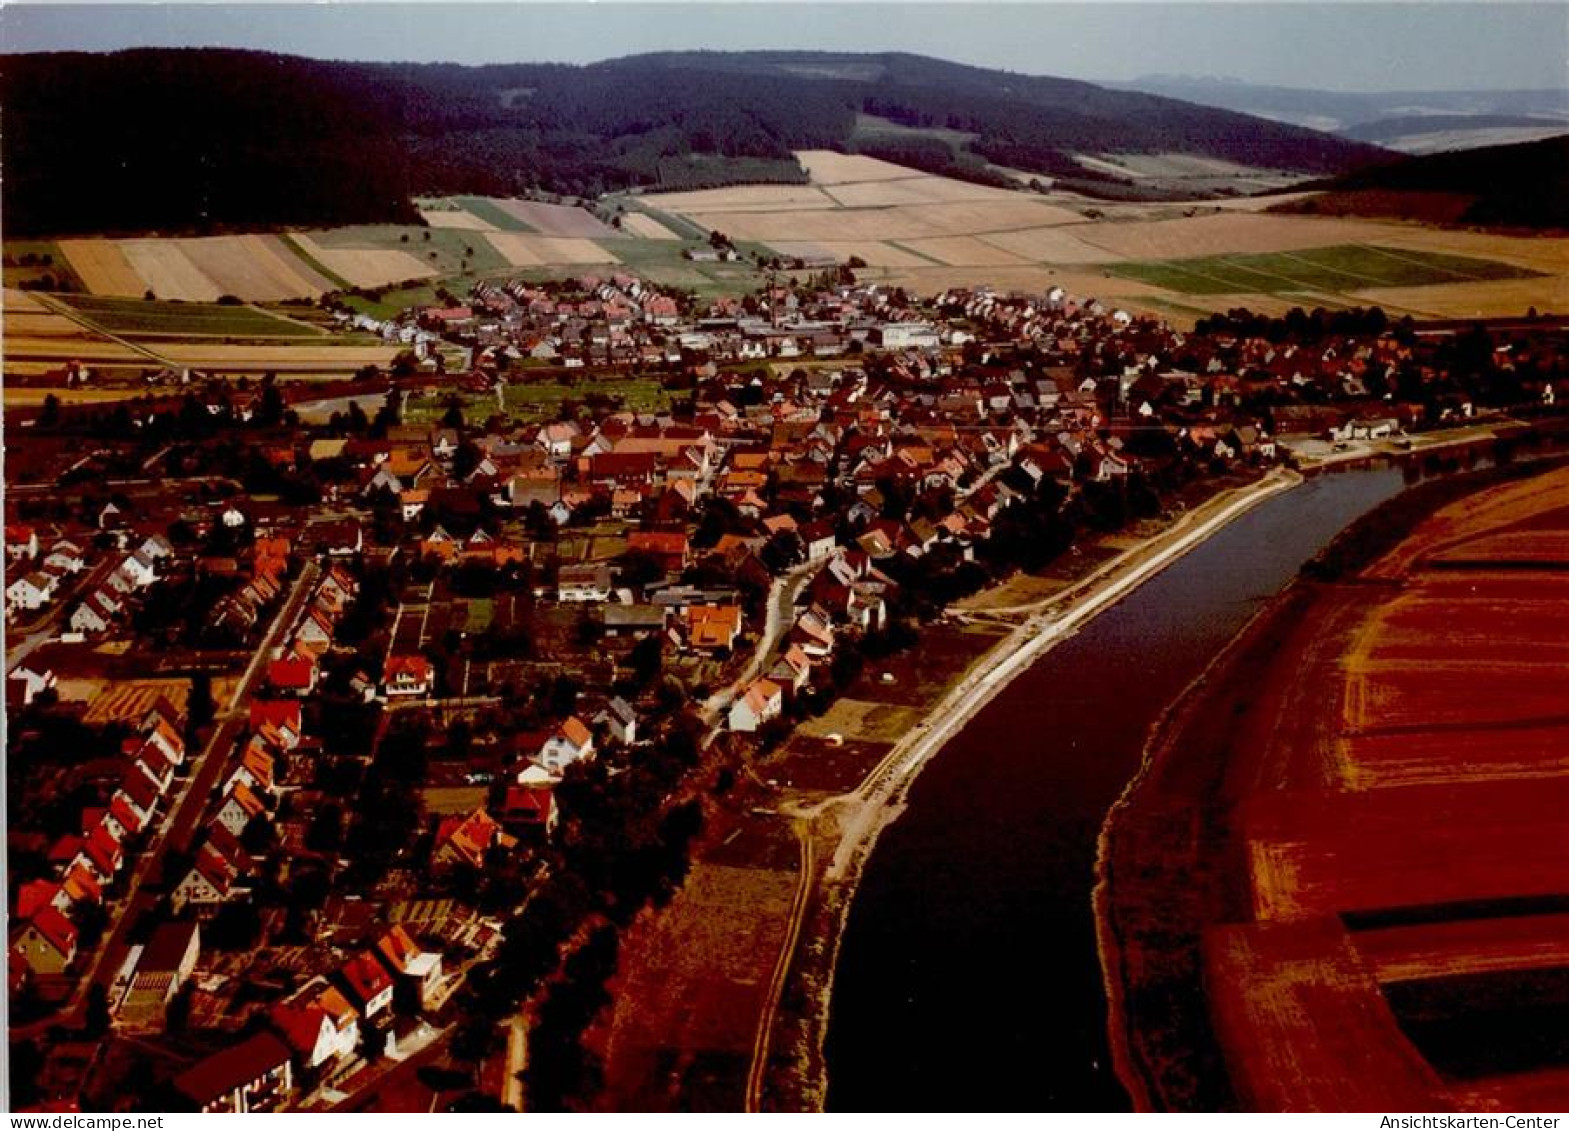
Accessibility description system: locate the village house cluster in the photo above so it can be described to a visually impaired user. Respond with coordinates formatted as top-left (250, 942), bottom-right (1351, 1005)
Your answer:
top-left (8, 264), bottom-right (1566, 1111)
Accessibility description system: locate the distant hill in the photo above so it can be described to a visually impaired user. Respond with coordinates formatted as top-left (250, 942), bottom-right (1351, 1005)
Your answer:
top-left (1114, 75), bottom-right (1569, 138)
top-left (1339, 114), bottom-right (1567, 144)
top-left (0, 48), bottom-right (1384, 236)
top-left (1272, 135), bottom-right (1569, 228)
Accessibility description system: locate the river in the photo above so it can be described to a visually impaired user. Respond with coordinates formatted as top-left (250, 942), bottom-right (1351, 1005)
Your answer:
top-left (824, 463), bottom-right (1418, 1111)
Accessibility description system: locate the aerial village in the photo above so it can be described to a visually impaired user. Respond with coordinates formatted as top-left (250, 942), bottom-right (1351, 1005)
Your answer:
top-left (7, 266), bottom-right (1568, 1112)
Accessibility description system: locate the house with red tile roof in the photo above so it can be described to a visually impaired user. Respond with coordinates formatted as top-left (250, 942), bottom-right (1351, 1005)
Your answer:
top-left (374, 925), bottom-right (443, 1010)
top-left (382, 654), bottom-right (432, 699)
top-left (267, 656), bottom-right (316, 696)
top-left (249, 701), bottom-right (302, 747)
top-left (680, 604), bottom-right (743, 652)
top-left (270, 981), bottom-right (359, 1068)
top-left (12, 906), bottom-right (77, 975)
top-left (213, 784), bottom-right (266, 838)
top-left (433, 808), bottom-right (515, 871)
top-left (338, 950), bottom-right (396, 1019)
top-left (174, 1031), bottom-right (293, 1113)
top-left (729, 678), bottom-right (784, 733)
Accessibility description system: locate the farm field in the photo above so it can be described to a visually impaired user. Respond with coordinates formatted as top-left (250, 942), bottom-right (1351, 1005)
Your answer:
top-left (19, 153), bottom-right (1569, 320)
top-left (55, 294), bottom-right (325, 338)
top-left (617, 212), bottom-right (681, 240)
top-left (632, 152), bottom-right (1569, 322)
top-left (484, 198), bottom-right (622, 238)
top-left (1104, 461), bottom-right (1569, 1112)
top-left (1106, 244), bottom-right (1542, 296)
top-left (481, 232), bottom-right (621, 268)
top-left (288, 231), bottom-right (445, 288)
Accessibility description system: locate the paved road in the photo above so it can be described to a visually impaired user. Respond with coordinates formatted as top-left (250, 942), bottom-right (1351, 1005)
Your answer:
top-left (702, 556), bottom-right (824, 724)
top-left (15, 560), bottom-right (321, 1038)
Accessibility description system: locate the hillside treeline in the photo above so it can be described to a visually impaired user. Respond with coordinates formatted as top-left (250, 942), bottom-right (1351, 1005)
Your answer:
top-left (1, 48), bottom-right (1384, 235)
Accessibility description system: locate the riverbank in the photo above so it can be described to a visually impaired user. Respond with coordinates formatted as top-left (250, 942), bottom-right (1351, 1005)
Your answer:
top-left (763, 464), bottom-right (1304, 1109)
top-left (1094, 455), bottom-right (1569, 1112)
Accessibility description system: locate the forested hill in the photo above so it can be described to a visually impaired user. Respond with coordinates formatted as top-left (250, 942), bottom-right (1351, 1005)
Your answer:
top-left (1274, 135), bottom-right (1569, 228)
top-left (0, 48), bottom-right (1385, 236)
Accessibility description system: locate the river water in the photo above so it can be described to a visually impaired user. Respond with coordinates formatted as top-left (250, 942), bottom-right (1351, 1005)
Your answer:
top-left (824, 465), bottom-right (1414, 1111)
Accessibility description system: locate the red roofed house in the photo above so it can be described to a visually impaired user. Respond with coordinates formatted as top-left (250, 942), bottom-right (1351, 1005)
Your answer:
top-left (12, 906), bottom-right (78, 975)
top-left (729, 678), bottom-right (784, 733)
top-left (249, 701), bottom-right (302, 749)
top-left (267, 656), bottom-right (317, 696)
top-left (172, 841), bottom-right (241, 913)
top-left (433, 808), bottom-right (515, 871)
top-left (338, 950), bottom-right (395, 1019)
top-left (503, 783), bottom-right (559, 840)
top-left (382, 654), bottom-right (432, 699)
top-left (213, 784), bottom-right (267, 838)
top-left (626, 530), bottom-right (690, 574)
top-left (271, 981), bottom-right (359, 1068)
top-left (375, 925), bottom-right (443, 1010)
top-left (682, 604), bottom-right (743, 652)
top-left (174, 1031), bottom-right (293, 1114)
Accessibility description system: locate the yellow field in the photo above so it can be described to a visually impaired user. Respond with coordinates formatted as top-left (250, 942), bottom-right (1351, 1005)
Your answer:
top-left (418, 208), bottom-right (498, 231)
top-left (154, 343), bottom-right (400, 370)
top-left (3, 288), bottom-right (48, 312)
top-left (58, 239), bottom-right (146, 297)
top-left (822, 176), bottom-right (1016, 207)
top-left (1069, 213), bottom-right (1396, 259)
top-left (895, 235), bottom-right (1035, 267)
top-left (118, 238), bottom-right (223, 301)
top-left (481, 233), bottom-right (620, 267)
top-left (619, 213), bottom-right (681, 240)
top-left (767, 240), bottom-right (938, 268)
top-left (289, 233), bottom-right (439, 288)
top-left (795, 150), bottom-right (922, 183)
top-left (638, 184), bottom-right (840, 213)
top-left (175, 235), bottom-right (336, 300)
top-left (977, 226), bottom-right (1126, 263)
top-left (4, 386), bottom-right (152, 406)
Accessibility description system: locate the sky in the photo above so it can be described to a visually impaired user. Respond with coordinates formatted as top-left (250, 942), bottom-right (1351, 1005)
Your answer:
top-left (1, 2), bottom-right (1565, 93)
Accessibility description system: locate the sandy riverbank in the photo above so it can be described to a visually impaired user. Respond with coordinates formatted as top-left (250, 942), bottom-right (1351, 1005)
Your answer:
top-left (762, 464), bottom-right (1304, 1109)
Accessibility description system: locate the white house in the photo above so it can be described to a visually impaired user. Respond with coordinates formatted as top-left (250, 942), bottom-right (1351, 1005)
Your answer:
top-left (728, 678), bottom-right (783, 733)
top-left (536, 717), bottom-right (594, 775)
top-left (6, 572), bottom-right (55, 613)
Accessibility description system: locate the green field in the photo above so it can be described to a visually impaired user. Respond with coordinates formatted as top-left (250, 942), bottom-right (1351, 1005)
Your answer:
top-left (57, 294), bottom-right (326, 338)
top-left (1107, 244), bottom-right (1541, 296)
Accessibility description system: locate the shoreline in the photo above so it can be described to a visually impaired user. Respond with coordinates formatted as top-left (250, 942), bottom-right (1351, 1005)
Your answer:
top-left (765, 464), bottom-right (1305, 1110)
top-left (1088, 440), bottom-right (1569, 1112)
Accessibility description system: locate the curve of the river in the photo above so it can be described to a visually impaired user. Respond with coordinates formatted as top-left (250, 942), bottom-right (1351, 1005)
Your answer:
top-left (824, 464), bottom-right (1416, 1111)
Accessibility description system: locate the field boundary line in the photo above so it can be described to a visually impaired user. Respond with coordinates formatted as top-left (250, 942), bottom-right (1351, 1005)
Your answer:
top-left (884, 241), bottom-right (952, 266)
top-left (31, 292), bottom-right (174, 369)
top-left (1263, 250), bottom-right (1393, 290)
top-left (1350, 243), bottom-right (1498, 284)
